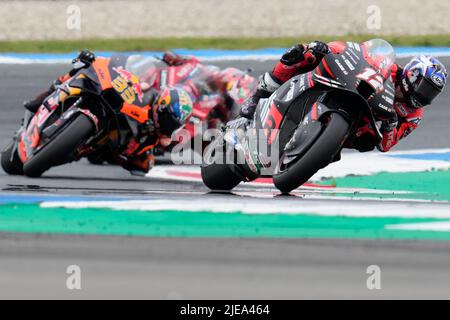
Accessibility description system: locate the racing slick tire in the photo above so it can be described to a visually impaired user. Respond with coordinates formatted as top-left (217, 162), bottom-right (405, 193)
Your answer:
top-left (273, 112), bottom-right (349, 193)
top-left (23, 114), bottom-right (95, 178)
top-left (1, 140), bottom-right (24, 175)
top-left (201, 163), bottom-right (242, 191)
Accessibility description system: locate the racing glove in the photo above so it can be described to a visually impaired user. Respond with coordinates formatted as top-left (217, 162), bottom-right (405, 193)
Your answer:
top-left (72, 50), bottom-right (95, 65)
top-left (72, 49), bottom-right (96, 70)
top-left (380, 112), bottom-right (398, 133)
top-left (280, 44), bottom-right (307, 66)
top-left (307, 41), bottom-right (330, 57)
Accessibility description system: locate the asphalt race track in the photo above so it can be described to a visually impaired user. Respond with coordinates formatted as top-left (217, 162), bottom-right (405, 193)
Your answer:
top-left (0, 58), bottom-right (450, 299)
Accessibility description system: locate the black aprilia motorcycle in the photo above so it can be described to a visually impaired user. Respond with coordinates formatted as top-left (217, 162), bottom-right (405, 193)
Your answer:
top-left (201, 39), bottom-right (397, 193)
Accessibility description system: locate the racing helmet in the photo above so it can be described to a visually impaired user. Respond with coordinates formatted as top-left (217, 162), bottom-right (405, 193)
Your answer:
top-left (401, 55), bottom-right (447, 108)
top-left (153, 86), bottom-right (193, 136)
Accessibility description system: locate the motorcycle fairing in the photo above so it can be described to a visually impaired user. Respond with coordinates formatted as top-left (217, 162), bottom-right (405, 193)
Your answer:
top-left (282, 101), bottom-right (341, 164)
top-left (165, 63), bottom-right (201, 87)
top-left (92, 57), bottom-right (113, 91)
top-left (254, 72), bottom-right (315, 138)
top-left (317, 44), bottom-right (395, 119)
top-left (17, 90), bottom-right (65, 162)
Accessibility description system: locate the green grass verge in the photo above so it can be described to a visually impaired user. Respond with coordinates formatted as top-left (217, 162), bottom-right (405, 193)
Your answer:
top-left (1, 34), bottom-right (450, 53)
top-left (318, 169), bottom-right (450, 202)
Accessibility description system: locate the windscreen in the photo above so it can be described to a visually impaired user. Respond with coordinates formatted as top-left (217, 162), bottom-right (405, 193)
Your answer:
top-left (361, 39), bottom-right (396, 78)
top-left (125, 55), bottom-right (158, 87)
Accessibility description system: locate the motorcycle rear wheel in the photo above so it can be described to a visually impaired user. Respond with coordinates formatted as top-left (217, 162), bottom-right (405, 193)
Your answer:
top-left (201, 163), bottom-right (242, 191)
top-left (273, 112), bottom-right (349, 193)
top-left (200, 138), bottom-right (242, 191)
top-left (1, 140), bottom-right (24, 175)
top-left (23, 114), bottom-right (95, 178)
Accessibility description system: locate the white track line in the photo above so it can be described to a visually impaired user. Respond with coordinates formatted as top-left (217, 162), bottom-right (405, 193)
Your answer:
top-left (41, 198), bottom-right (450, 219)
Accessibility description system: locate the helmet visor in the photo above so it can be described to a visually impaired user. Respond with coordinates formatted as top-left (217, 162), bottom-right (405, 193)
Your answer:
top-left (412, 77), bottom-right (441, 107)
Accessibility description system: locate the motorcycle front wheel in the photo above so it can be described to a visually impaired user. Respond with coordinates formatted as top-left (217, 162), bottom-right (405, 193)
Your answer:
top-left (23, 114), bottom-right (95, 178)
top-left (273, 112), bottom-right (349, 193)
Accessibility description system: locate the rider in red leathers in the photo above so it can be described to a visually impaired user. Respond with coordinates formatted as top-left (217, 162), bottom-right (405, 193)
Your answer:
top-left (155, 51), bottom-right (236, 107)
top-left (240, 40), bottom-right (448, 152)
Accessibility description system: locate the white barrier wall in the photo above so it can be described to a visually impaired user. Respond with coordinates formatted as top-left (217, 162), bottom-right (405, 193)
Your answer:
top-left (0, 0), bottom-right (448, 40)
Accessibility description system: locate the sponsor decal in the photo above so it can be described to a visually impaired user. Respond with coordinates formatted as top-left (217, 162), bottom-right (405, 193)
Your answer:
top-left (263, 102), bottom-right (282, 144)
top-left (342, 57), bottom-right (355, 71)
top-left (334, 59), bottom-right (348, 75)
top-left (346, 42), bottom-right (360, 52)
top-left (97, 68), bottom-right (106, 81)
top-left (357, 68), bottom-right (384, 93)
top-left (313, 74), bottom-right (343, 88)
top-left (298, 75), bottom-right (306, 92)
top-left (382, 95), bottom-right (394, 105)
top-left (383, 87), bottom-right (395, 98)
top-left (259, 99), bottom-right (270, 125)
top-left (37, 106), bottom-right (53, 127)
top-left (382, 131), bottom-right (395, 150)
top-left (378, 103), bottom-right (391, 112)
top-left (160, 70), bottom-right (168, 87)
top-left (345, 50), bottom-right (359, 64)
top-left (259, 93), bottom-right (276, 126)
top-left (112, 66), bottom-right (144, 103)
top-left (285, 81), bottom-right (296, 101)
top-left (176, 64), bottom-right (197, 79)
top-left (347, 48), bottom-right (361, 61)
top-left (432, 74), bottom-right (445, 88)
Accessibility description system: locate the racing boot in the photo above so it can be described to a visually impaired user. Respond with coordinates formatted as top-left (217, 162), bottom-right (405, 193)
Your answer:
top-left (239, 72), bottom-right (282, 119)
top-left (122, 152), bottom-right (155, 176)
top-left (23, 80), bottom-right (61, 113)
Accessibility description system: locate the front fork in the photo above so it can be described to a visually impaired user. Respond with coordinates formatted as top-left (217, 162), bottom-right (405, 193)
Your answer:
top-left (283, 102), bottom-right (351, 159)
top-left (41, 98), bottom-right (99, 140)
top-left (17, 97), bottom-right (99, 163)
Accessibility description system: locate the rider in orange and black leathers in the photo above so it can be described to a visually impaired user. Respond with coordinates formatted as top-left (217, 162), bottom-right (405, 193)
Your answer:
top-left (240, 41), bottom-right (448, 152)
top-left (23, 50), bottom-right (195, 175)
